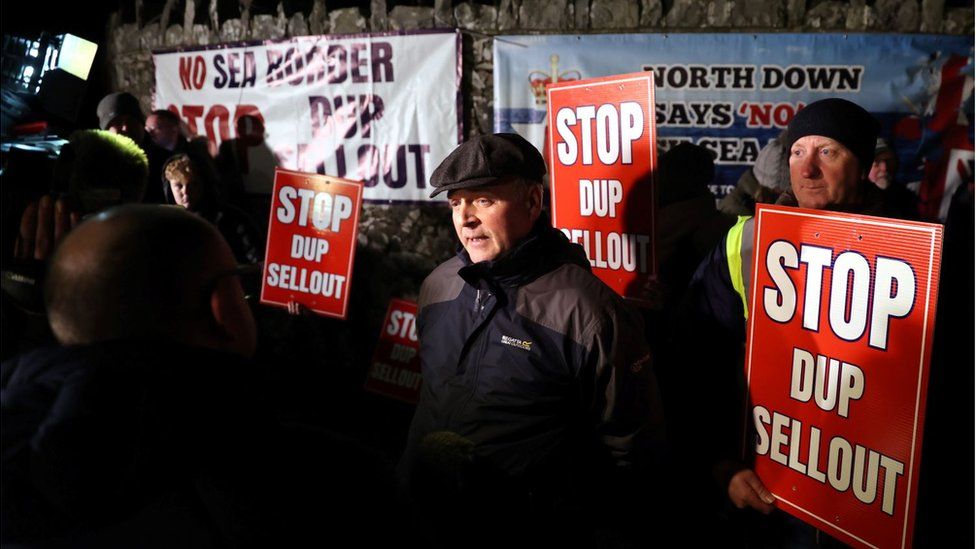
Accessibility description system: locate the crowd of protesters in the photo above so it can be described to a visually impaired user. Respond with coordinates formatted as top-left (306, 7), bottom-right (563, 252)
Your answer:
top-left (0, 90), bottom-right (971, 548)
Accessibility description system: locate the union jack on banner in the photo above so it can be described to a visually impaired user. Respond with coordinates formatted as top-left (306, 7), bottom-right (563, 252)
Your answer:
top-left (895, 54), bottom-right (974, 221)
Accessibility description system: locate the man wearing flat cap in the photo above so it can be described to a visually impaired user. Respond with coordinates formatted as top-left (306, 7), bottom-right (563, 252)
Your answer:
top-left (676, 99), bottom-right (917, 539)
top-left (400, 133), bottom-right (663, 546)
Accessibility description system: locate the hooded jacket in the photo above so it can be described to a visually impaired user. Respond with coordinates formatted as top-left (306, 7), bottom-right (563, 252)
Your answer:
top-left (401, 218), bottom-right (661, 497)
top-left (162, 151), bottom-right (265, 265)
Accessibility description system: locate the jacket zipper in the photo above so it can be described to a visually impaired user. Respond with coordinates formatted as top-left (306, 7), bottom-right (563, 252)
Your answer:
top-left (445, 288), bottom-right (496, 429)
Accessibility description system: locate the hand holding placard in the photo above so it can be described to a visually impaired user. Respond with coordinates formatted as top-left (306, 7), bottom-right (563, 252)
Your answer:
top-left (261, 168), bottom-right (362, 319)
top-left (745, 205), bottom-right (943, 549)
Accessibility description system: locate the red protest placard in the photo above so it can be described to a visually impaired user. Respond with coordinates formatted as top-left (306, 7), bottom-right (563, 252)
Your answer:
top-left (364, 299), bottom-right (422, 404)
top-left (260, 167), bottom-right (362, 319)
top-left (745, 204), bottom-right (943, 549)
top-left (546, 71), bottom-right (657, 302)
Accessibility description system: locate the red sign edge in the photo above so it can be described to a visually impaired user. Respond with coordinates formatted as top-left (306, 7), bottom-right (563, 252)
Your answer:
top-left (545, 71), bottom-right (660, 291)
top-left (259, 167), bottom-right (364, 320)
top-left (743, 204), bottom-right (945, 549)
top-left (363, 298), bottom-right (421, 404)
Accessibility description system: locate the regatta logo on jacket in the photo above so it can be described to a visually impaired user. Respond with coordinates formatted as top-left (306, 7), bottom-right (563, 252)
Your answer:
top-left (500, 335), bottom-right (533, 351)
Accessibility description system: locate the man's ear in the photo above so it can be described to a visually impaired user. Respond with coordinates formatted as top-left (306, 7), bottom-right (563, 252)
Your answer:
top-left (208, 279), bottom-right (257, 358)
top-left (526, 183), bottom-right (543, 221)
top-left (209, 285), bottom-right (236, 343)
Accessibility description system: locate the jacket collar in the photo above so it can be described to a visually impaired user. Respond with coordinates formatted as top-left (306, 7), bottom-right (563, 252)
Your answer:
top-left (775, 179), bottom-right (892, 216)
top-left (456, 216), bottom-right (590, 289)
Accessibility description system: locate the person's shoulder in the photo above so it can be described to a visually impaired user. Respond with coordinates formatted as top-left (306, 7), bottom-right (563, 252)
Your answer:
top-left (419, 255), bottom-right (466, 310)
top-left (515, 262), bottom-right (633, 344)
top-left (540, 262), bottom-right (618, 304)
top-left (422, 255), bottom-right (464, 286)
top-left (2, 345), bottom-right (84, 390)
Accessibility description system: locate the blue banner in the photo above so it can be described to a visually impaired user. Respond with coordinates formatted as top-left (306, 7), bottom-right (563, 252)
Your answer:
top-left (494, 33), bottom-right (973, 217)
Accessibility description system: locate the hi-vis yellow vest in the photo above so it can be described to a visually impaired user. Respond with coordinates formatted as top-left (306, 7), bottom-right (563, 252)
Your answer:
top-left (726, 216), bottom-right (754, 321)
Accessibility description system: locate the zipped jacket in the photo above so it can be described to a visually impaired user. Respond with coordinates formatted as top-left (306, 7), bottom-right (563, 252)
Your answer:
top-left (401, 218), bottom-right (661, 496)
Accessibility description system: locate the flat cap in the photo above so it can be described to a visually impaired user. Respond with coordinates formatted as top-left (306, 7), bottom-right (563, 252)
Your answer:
top-left (97, 92), bottom-right (145, 130)
top-left (429, 133), bottom-right (546, 198)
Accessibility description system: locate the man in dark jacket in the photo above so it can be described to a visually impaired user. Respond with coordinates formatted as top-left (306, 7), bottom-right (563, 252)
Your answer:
top-left (2, 206), bottom-right (402, 547)
top-left (400, 134), bottom-right (663, 547)
top-left (145, 108), bottom-right (189, 153)
top-left (679, 98), bottom-right (918, 544)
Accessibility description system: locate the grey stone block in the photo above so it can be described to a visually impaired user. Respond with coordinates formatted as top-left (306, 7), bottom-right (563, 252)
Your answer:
top-left (874, 0), bottom-right (920, 31)
top-left (733, 0), bottom-right (786, 27)
top-left (371, 0), bottom-right (389, 31)
top-left (471, 70), bottom-right (486, 92)
top-left (309, 0), bottom-right (329, 35)
top-left (893, 0), bottom-right (920, 31)
top-left (455, 2), bottom-right (498, 30)
top-left (288, 13), bottom-right (309, 36)
top-left (845, 0), bottom-right (867, 29)
top-left (191, 24), bottom-right (215, 45)
top-left (641, 0), bottom-right (664, 26)
top-left (920, 0), bottom-right (944, 31)
top-left (115, 23), bottom-right (142, 53)
top-left (520, 0), bottom-right (570, 29)
top-left (665, 0), bottom-right (706, 27)
top-left (804, 0), bottom-right (847, 28)
top-left (140, 23), bottom-right (164, 50)
top-left (943, 7), bottom-right (974, 33)
top-left (220, 18), bottom-right (247, 42)
top-left (435, 0), bottom-right (454, 27)
top-left (183, 0), bottom-right (196, 42)
top-left (787, 0), bottom-right (806, 27)
top-left (388, 5), bottom-right (435, 30)
top-left (708, 0), bottom-right (734, 26)
top-left (473, 37), bottom-right (494, 71)
top-left (590, 0), bottom-right (640, 28)
top-left (471, 95), bottom-right (493, 134)
top-left (164, 23), bottom-right (184, 46)
top-left (252, 14), bottom-right (286, 39)
top-left (330, 7), bottom-right (367, 33)
top-left (498, 0), bottom-right (520, 30)
top-left (209, 0), bottom-right (220, 33)
top-left (574, 0), bottom-right (590, 28)
top-left (114, 52), bottom-right (154, 99)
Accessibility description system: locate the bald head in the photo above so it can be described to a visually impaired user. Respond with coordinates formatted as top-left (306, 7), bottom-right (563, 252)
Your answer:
top-left (45, 205), bottom-right (256, 357)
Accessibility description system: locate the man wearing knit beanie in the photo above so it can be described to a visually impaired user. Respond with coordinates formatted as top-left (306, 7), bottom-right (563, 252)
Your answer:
top-left (672, 98), bottom-right (917, 545)
top-left (96, 91), bottom-right (170, 204)
top-left (780, 97), bottom-right (881, 211)
top-left (868, 138), bottom-right (898, 190)
top-left (97, 92), bottom-right (147, 143)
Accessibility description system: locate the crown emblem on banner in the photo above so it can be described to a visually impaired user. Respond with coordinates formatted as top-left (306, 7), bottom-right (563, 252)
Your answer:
top-left (528, 54), bottom-right (582, 106)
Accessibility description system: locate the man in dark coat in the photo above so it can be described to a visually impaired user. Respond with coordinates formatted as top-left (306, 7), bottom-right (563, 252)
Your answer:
top-left (677, 98), bottom-right (918, 545)
top-left (2, 206), bottom-right (402, 547)
top-left (400, 134), bottom-right (664, 547)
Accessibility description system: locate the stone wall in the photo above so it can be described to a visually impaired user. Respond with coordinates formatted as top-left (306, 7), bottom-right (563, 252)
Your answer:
top-left (107, 0), bottom-right (974, 132)
top-left (104, 0), bottom-right (972, 356)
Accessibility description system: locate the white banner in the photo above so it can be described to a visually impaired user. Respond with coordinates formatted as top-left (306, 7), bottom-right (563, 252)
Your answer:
top-left (153, 30), bottom-right (461, 202)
